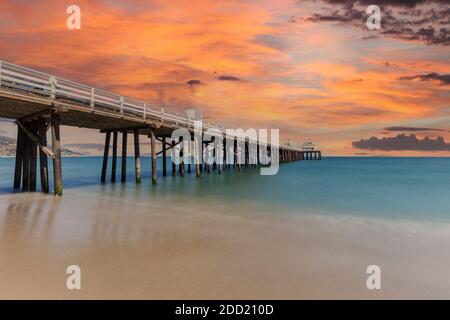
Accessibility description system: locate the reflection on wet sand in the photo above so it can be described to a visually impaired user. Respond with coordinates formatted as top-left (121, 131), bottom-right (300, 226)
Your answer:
top-left (1, 195), bottom-right (59, 246)
top-left (1, 188), bottom-right (450, 299)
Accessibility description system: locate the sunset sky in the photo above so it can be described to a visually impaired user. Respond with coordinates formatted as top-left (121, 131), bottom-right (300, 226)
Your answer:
top-left (0, 0), bottom-right (449, 155)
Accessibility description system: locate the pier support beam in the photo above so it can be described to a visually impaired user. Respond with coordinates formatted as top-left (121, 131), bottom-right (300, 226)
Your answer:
top-left (195, 161), bottom-right (201, 177)
top-left (256, 143), bottom-right (260, 167)
top-left (218, 144), bottom-right (222, 174)
top-left (188, 140), bottom-right (191, 175)
top-left (150, 128), bottom-right (157, 184)
top-left (21, 122), bottom-right (30, 191)
top-left (51, 111), bottom-right (62, 196)
top-left (233, 139), bottom-right (237, 169)
top-left (245, 141), bottom-right (249, 168)
top-left (223, 138), bottom-right (227, 171)
top-left (14, 124), bottom-right (24, 191)
top-left (162, 136), bottom-right (167, 177)
top-left (29, 122), bottom-right (37, 192)
top-left (195, 137), bottom-right (201, 178)
top-left (206, 146), bottom-right (210, 174)
top-left (180, 145), bottom-right (185, 177)
top-left (101, 131), bottom-right (111, 183)
top-left (121, 131), bottom-right (127, 183)
top-left (205, 142), bottom-right (211, 174)
top-left (237, 140), bottom-right (241, 171)
top-left (188, 140), bottom-right (191, 174)
top-left (134, 129), bottom-right (141, 184)
top-left (111, 131), bottom-right (118, 183)
top-left (172, 140), bottom-right (176, 177)
top-left (38, 118), bottom-right (49, 193)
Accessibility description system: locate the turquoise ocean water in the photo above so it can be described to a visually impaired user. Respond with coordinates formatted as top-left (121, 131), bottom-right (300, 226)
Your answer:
top-left (0, 157), bottom-right (449, 221)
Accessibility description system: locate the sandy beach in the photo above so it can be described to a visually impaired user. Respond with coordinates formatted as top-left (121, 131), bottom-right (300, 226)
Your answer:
top-left (1, 187), bottom-right (449, 300)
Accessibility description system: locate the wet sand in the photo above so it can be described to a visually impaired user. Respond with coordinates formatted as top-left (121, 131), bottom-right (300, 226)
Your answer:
top-left (0, 188), bottom-right (450, 299)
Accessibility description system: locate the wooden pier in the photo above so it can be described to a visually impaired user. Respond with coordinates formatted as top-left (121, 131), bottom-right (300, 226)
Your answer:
top-left (0, 60), bottom-right (321, 195)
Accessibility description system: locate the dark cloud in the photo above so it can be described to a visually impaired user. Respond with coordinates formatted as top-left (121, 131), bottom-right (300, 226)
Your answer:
top-left (352, 134), bottom-right (450, 151)
top-left (316, 0), bottom-right (449, 8)
top-left (216, 75), bottom-right (245, 82)
top-left (301, 0), bottom-right (450, 45)
top-left (186, 79), bottom-right (205, 86)
top-left (399, 73), bottom-right (450, 85)
top-left (384, 126), bottom-right (449, 132)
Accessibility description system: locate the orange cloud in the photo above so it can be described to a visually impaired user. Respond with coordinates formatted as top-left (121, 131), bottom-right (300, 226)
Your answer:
top-left (0, 0), bottom-right (448, 155)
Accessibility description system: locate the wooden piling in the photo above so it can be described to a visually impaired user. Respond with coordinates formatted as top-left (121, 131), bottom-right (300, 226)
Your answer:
top-left (188, 138), bottom-right (192, 174)
top-left (121, 131), bottom-right (127, 183)
top-left (51, 111), bottom-right (62, 196)
top-left (133, 129), bottom-right (141, 183)
top-left (111, 131), bottom-right (118, 183)
top-left (21, 123), bottom-right (30, 191)
top-left (171, 140), bottom-right (176, 176)
top-left (206, 143), bottom-right (210, 174)
top-left (28, 121), bottom-right (37, 192)
top-left (38, 118), bottom-right (49, 193)
top-left (195, 163), bottom-right (201, 177)
top-left (218, 144), bottom-right (222, 174)
top-left (200, 141), bottom-right (204, 173)
top-left (237, 140), bottom-right (241, 171)
top-left (14, 124), bottom-right (24, 191)
top-left (223, 138), bottom-right (227, 171)
top-left (195, 137), bottom-right (201, 177)
top-left (256, 146), bottom-right (259, 166)
top-left (101, 131), bottom-right (111, 183)
top-left (180, 146), bottom-right (185, 177)
top-left (245, 141), bottom-right (249, 167)
top-left (150, 128), bottom-right (157, 184)
top-left (188, 139), bottom-right (191, 174)
top-left (233, 139), bottom-right (237, 169)
top-left (162, 136), bottom-right (167, 176)
top-left (212, 145), bottom-right (217, 171)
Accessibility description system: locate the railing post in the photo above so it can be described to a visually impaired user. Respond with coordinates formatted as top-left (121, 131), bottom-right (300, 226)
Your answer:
top-left (120, 96), bottom-right (124, 114)
top-left (176, 112), bottom-right (179, 126)
top-left (143, 103), bottom-right (147, 120)
top-left (90, 88), bottom-right (95, 110)
top-left (0, 61), bottom-right (2, 87)
top-left (50, 77), bottom-right (56, 99)
top-left (161, 108), bottom-right (164, 122)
